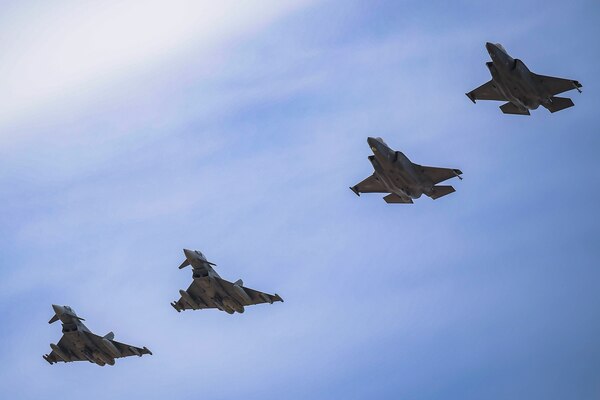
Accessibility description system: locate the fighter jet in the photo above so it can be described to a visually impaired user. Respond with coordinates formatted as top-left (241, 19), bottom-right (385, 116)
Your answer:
top-left (171, 249), bottom-right (283, 314)
top-left (466, 42), bottom-right (582, 115)
top-left (350, 137), bottom-right (462, 204)
top-left (43, 305), bottom-right (152, 366)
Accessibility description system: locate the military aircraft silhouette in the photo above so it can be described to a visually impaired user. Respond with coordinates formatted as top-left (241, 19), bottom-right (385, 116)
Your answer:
top-left (350, 137), bottom-right (462, 203)
top-left (43, 305), bottom-right (151, 366)
top-left (466, 42), bottom-right (582, 115)
top-left (171, 249), bottom-right (283, 314)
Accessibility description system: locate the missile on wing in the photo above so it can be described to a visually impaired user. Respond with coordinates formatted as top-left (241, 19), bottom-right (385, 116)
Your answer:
top-left (49, 343), bottom-right (71, 362)
top-left (94, 351), bottom-right (115, 366)
top-left (179, 290), bottom-right (200, 310)
top-left (101, 338), bottom-right (121, 358)
top-left (232, 281), bottom-right (253, 304)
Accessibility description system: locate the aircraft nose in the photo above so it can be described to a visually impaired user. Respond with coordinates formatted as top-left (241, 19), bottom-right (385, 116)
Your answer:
top-left (367, 137), bottom-right (378, 148)
top-left (485, 42), bottom-right (497, 55)
top-left (183, 249), bottom-right (195, 258)
top-left (52, 304), bottom-right (63, 314)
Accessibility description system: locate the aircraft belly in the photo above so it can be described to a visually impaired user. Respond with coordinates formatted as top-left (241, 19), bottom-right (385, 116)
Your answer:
top-left (514, 80), bottom-right (540, 109)
top-left (189, 280), bottom-right (211, 307)
top-left (376, 173), bottom-right (395, 193)
top-left (489, 68), bottom-right (517, 104)
top-left (388, 167), bottom-right (420, 198)
top-left (495, 82), bottom-right (511, 102)
top-left (196, 277), bottom-right (216, 296)
top-left (82, 332), bottom-right (100, 354)
top-left (64, 332), bottom-right (91, 361)
top-left (502, 73), bottom-right (540, 109)
top-left (191, 277), bottom-right (228, 309)
top-left (213, 278), bottom-right (233, 302)
top-left (65, 332), bottom-right (84, 349)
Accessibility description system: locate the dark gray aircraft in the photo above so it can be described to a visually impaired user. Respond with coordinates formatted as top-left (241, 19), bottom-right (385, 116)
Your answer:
top-left (350, 137), bottom-right (462, 204)
top-left (171, 249), bottom-right (283, 314)
top-left (43, 305), bottom-right (151, 366)
top-left (466, 42), bottom-right (582, 115)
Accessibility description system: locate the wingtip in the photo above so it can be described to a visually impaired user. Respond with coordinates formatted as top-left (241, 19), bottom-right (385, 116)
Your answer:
top-left (349, 186), bottom-right (360, 196)
top-left (465, 92), bottom-right (476, 104)
top-left (275, 294), bottom-right (284, 303)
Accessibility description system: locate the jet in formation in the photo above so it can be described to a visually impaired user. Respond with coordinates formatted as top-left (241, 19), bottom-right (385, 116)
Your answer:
top-left (171, 249), bottom-right (283, 314)
top-left (350, 137), bottom-right (462, 204)
top-left (466, 42), bottom-right (582, 115)
top-left (43, 305), bottom-right (152, 366)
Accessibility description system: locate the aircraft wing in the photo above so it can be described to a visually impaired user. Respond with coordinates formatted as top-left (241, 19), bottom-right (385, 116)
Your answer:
top-left (218, 278), bottom-right (283, 306)
top-left (109, 340), bottom-right (152, 358)
top-left (419, 166), bottom-right (462, 185)
top-left (350, 174), bottom-right (387, 195)
top-left (44, 351), bottom-right (62, 364)
top-left (171, 280), bottom-right (215, 311)
top-left (466, 79), bottom-right (507, 103)
top-left (172, 277), bottom-right (282, 312)
top-left (88, 333), bottom-right (152, 359)
top-left (534, 74), bottom-right (582, 96)
top-left (43, 336), bottom-right (85, 364)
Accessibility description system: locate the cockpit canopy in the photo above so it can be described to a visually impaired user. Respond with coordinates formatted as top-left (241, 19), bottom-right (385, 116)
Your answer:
top-left (374, 137), bottom-right (388, 146)
top-left (495, 43), bottom-right (508, 54)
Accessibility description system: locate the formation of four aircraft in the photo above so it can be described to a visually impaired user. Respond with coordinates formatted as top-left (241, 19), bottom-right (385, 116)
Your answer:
top-left (44, 42), bottom-right (583, 366)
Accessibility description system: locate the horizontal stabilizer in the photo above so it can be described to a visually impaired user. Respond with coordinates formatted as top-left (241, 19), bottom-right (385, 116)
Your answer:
top-left (48, 314), bottom-right (60, 324)
top-left (178, 259), bottom-right (190, 269)
top-left (500, 102), bottom-right (530, 115)
top-left (383, 193), bottom-right (413, 204)
top-left (429, 185), bottom-right (455, 200)
top-left (544, 96), bottom-right (574, 113)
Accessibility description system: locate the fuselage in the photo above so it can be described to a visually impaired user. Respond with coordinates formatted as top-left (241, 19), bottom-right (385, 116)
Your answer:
top-left (485, 42), bottom-right (549, 110)
top-left (367, 137), bottom-right (435, 199)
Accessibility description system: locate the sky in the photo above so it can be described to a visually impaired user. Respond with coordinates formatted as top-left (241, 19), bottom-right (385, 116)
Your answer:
top-left (1, 1), bottom-right (599, 399)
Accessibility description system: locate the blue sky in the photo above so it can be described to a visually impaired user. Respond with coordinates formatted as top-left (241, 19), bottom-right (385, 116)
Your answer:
top-left (1, 1), bottom-right (599, 399)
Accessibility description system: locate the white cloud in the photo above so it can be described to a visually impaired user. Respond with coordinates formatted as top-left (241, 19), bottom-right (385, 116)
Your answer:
top-left (0, 0), bottom-right (313, 130)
